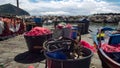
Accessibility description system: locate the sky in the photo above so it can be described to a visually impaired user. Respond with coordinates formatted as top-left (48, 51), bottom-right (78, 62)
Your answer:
top-left (0, 0), bottom-right (120, 16)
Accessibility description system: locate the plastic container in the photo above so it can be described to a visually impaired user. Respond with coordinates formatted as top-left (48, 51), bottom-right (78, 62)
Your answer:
top-left (44, 47), bottom-right (93, 68)
top-left (71, 26), bottom-right (78, 40)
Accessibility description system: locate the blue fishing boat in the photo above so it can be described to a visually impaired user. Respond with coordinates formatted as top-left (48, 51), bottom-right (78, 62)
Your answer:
top-left (93, 27), bottom-right (120, 68)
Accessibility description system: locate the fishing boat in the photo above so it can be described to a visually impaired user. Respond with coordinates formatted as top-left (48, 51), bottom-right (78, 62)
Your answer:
top-left (93, 27), bottom-right (120, 68)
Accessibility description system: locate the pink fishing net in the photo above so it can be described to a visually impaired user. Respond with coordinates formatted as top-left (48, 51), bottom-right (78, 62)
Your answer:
top-left (101, 43), bottom-right (120, 52)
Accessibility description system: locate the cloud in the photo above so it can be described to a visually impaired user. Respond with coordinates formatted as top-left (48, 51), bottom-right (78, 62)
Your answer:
top-left (40, 11), bottom-right (70, 15)
top-left (0, 0), bottom-right (120, 15)
top-left (0, 0), bottom-right (16, 5)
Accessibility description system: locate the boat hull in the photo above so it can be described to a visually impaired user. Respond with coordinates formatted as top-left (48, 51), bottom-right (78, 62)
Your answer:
top-left (93, 31), bottom-right (120, 68)
top-left (97, 48), bottom-right (120, 68)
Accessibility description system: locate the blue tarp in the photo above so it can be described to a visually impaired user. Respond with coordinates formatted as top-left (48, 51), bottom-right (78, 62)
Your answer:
top-left (101, 27), bottom-right (114, 31)
top-left (34, 18), bottom-right (42, 24)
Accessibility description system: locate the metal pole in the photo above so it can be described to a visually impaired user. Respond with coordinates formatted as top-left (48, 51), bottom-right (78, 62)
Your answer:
top-left (17, 0), bottom-right (19, 8)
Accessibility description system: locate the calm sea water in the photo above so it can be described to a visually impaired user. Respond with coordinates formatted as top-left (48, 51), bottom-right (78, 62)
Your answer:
top-left (89, 22), bottom-right (118, 32)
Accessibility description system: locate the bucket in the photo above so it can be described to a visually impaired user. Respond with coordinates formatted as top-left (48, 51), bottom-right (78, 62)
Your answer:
top-left (24, 33), bottom-right (52, 53)
top-left (43, 37), bottom-right (93, 68)
top-left (44, 47), bottom-right (93, 68)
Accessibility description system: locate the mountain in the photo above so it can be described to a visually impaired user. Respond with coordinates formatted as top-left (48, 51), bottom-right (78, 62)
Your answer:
top-left (0, 3), bottom-right (30, 16)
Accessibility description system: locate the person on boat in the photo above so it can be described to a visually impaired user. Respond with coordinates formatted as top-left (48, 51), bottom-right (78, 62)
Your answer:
top-left (97, 28), bottom-right (105, 40)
